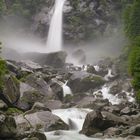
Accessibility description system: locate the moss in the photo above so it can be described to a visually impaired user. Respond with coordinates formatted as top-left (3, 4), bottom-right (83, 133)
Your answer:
top-left (64, 94), bottom-right (73, 103)
top-left (82, 76), bottom-right (105, 85)
top-left (136, 90), bottom-right (140, 103)
top-left (12, 76), bottom-right (20, 85)
top-left (0, 44), bottom-right (7, 90)
top-left (19, 73), bottom-right (31, 82)
top-left (6, 107), bottom-right (23, 115)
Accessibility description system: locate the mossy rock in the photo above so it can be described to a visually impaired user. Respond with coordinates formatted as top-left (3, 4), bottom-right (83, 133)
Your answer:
top-left (6, 107), bottom-right (23, 115)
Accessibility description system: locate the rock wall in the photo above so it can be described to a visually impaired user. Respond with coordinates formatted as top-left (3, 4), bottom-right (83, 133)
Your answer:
top-left (33, 0), bottom-right (123, 43)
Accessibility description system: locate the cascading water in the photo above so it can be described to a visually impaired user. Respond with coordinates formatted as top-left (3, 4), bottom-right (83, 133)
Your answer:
top-left (46, 0), bottom-right (66, 52)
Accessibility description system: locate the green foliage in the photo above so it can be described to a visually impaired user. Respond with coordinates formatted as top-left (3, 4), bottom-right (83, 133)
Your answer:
top-left (0, 43), bottom-right (7, 91)
top-left (6, 107), bottom-right (23, 115)
top-left (123, 1), bottom-right (140, 103)
top-left (123, 0), bottom-right (140, 39)
top-left (0, 0), bottom-right (5, 15)
top-left (0, 0), bottom-right (49, 20)
top-left (136, 90), bottom-right (140, 102)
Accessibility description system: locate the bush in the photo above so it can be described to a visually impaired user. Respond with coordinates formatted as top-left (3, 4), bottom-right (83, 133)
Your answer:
top-left (123, 1), bottom-right (140, 39)
top-left (136, 90), bottom-right (140, 102)
top-left (0, 43), bottom-right (7, 91)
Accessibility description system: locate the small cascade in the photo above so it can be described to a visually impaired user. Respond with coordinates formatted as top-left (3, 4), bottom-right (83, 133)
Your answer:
top-left (52, 108), bottom-right (92, 131)
top-left (62, 81), bottom-right (73, 97)
top-left (46, 0), bottom-right (66, 52)
top-left (104, 69), bottom-right (114, 81)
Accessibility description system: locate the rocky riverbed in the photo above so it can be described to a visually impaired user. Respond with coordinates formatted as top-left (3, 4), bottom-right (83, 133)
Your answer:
top-left (0, 51), bottom-right (140, 140)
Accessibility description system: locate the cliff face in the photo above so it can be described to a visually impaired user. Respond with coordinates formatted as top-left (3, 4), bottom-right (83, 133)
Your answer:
top-left (33, 0), bottom-right (123, 43)
top-left (0, 0), bottom-right (123, 43)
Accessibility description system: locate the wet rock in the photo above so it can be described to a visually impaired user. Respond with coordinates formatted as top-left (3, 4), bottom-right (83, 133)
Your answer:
top-left (3, 75), bottom-right (20, 104)
top-left (16, 131), bottom-right (47, 140)
top-left (45, 100), bottom-right (63, 110)
top-left (0, 100), bottom-right (8, 110)
top-left (15, 111), bottom-right (69, 132)
top-left (32, 102), bottom-right (50, 111)
top-left (86, 65), bottom-right (96, 74)
top-left (80, 110), bottom-right (128, 136)
top-left (76, 97), bottom-right (109, 110)
top-left (120, 107), bottom-right (138, 116)
top-left (91, 132), bottom-right (103, 138)
top-left (0, 113), bottom-right (17, 139)
top-left (121, 124), bottom-right (140, 137)
top-left (109, 81), bottom-right (122, 95)
top-left (103, 127), bottom-right (121, 137)
top-left (25, 51), bottom-right (67, 68)
top-left (50, 82), bottom-right (63, 101)
top-left (18, 90), bottom-right (48, 111)
top-left (67, 71), bottom-right (105, 93)
top-left (23, 74), bottom-right (50, 96)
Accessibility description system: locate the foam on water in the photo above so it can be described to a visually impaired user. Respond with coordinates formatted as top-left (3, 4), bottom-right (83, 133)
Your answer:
top-left (52, 108), bottom-right (92, 131)
top-left (62, 81), bottom-right (73, 97)
top-left (104, 69), bottom-right (114, 81)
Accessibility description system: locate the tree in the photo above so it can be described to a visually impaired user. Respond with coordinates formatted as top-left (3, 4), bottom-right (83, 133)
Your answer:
top-left (124, 0), bottom-right (140, 39)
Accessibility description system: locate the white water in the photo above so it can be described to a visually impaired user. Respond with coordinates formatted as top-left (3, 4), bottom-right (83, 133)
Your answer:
top-left (52, 108), bottom-right (92, 131)
top-left (62, 81), bottom-right (73, 97)
top-left (45, 108), bottom-right (130, 140)
top-left (45, 108), bottom-right (94, 140)
top-left (46, 0), bottom-right (65, 52)
top-left (104, 69), bottom-right (114, 81)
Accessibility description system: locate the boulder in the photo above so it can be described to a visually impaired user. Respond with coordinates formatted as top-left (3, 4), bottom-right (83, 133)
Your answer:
top-left (0, 113), bottom-right (17, 139)
top-left (120, 107), bottom-right (138, 116)
top-left (121, 124), bottom-right (140, 137)
top-left (80, 110), bottom-right (128, 136)
top-left (24, 102), bottom-right (51, 115)
top-left (25, 51), bottom-right (67, 68)
top-left (17, 90), bottom-right (48, 111)
top-left (15, 111), bottom-right (69, 132)
top-left (23, 74), bottom-right (50, 96)
top-left (67, 71), bottom-right (105, 93)
top-left (0, 100), bottom-right (8, 110)
top-left (45, 100), bottom-right (63, 110)
top-left (103, 127), bottom-right (121, 137)
top-left (86, 65), bottom-right (96, 74)
top-left (3, 75), bottom-right (20, 104)
top-left (16, 131), bottom-right (47, 140)
top-left (109, 81), bottom-right (122, 95)
top-left (50, 82), bottom-right (63, 101)
top-left (76, 96), bottom-right (109, 110)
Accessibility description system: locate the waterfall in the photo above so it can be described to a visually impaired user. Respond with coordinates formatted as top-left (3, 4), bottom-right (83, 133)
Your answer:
top-left (46, 0), bottom-right (66, 52)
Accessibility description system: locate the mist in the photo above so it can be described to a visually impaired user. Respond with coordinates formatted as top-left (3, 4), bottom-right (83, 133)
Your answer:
top-left (0, 16), bottom-right (126, 65)
top-left (65, 30), bottom-right (126, 65)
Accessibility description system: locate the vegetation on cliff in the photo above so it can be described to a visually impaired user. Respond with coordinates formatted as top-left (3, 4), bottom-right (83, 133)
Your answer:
top-left (0, 42), bottom-right (7, 91)
top-left (123, 0), bottom-right (140, 102)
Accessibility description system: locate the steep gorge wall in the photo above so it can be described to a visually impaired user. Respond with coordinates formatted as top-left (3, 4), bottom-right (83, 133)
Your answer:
top-left (33, 0), bottom-right (123, 43)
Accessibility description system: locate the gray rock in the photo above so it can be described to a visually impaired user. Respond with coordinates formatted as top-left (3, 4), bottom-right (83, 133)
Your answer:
top-left (16, 130), bottom-right (47, 140)
top-left (120, 107), bottom-right (137, 115)
top-left (45, 100), bottom-right (63, 110)
top-left (0, 113), bottom-right (17, 138)
top-left (103, 127), bottom-right (121, 137)
top-left (67, 71), bottom-right (105, 93)
top-left (0, 100), bottom-right (8, 110)
top-left (3, 75), bottom-right (20, 104)
top-left (15, 111), bottom-right (69, 132)
top-left (50, 82), bottom-right (63, 101)
top-left (109, 81), bottom-right (122, 95)
top-left (121, 124), bottom-right (140, 137)
top-left (80, 110), bottom-right (128, 136)
top-left (25, 51), bottom-right (67, 68)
